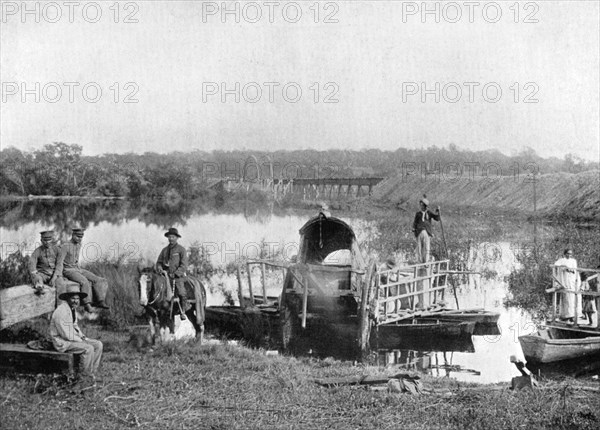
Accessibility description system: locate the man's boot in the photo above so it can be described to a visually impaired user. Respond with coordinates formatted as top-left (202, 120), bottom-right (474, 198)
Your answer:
top-left (179, 295), bottom-right (188, 320)
top-left (94, 301), bottom-right (110, 309)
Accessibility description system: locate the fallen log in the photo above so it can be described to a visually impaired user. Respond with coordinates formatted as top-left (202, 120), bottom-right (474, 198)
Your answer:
top-left (0, 281), bottom-right (80, 330)
top-left (0, 285), bottom-right (57, 330)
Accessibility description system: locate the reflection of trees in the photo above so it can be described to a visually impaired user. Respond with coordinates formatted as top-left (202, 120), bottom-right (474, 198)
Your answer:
top-left (0, 196), bottom-right (281, 231)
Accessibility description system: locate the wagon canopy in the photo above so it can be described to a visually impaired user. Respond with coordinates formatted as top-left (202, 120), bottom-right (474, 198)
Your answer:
top-left (297, 212), bottom-right (365, 271)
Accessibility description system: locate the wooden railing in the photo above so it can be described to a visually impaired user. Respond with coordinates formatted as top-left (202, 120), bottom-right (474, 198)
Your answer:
top-left (237, 259), bottom-right (289, 308)
top-left (375, 260), bottom-right (449, 325)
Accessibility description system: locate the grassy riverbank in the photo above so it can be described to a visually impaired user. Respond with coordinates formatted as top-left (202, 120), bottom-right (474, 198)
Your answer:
top-left (371, 170), bottom-right (600, 222)
top-left (1, 335), bottom-right (598, 430)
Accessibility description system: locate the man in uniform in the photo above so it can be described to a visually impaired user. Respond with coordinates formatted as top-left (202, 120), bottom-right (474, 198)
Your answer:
top-left (58, 228), bottom-right (109, 313)
top-left (50, 284), bottom-right (103, 382)
top-left (156, 227), bottom-right (189, 320)
top-left (28, 230), bottom-right (65, 295)
top-left (412, 196), bottom-right (441, 264)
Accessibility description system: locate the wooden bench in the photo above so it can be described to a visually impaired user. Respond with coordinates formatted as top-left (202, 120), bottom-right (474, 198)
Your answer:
top-left (0, 281), bottom-right (83, 375)
top-left (0, 343), bottom-right (81, 375)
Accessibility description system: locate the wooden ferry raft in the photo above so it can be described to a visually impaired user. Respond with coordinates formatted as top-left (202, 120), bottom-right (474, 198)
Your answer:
top-left (207, 211), bottom-right (496, 358)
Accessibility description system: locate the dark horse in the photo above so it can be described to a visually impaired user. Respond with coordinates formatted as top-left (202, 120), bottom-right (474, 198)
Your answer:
top-left (138, 267), bottom-right (206, 342)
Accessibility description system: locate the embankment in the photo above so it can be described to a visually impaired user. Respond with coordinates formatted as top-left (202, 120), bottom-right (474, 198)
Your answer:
top-left (372, 170), bottom-right (599, 221)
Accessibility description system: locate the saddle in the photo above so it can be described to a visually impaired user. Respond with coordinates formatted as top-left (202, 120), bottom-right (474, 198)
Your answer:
top-left (160, 273), bottom-right (205, 325)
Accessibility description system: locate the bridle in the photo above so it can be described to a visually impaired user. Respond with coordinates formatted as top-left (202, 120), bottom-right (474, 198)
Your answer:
top-left (141, 272), bottom-right (164, 307)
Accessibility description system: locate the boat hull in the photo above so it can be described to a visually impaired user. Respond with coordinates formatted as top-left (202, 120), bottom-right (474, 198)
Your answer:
top-left (377, 319), bottom-right (475, 342)
top-left (519, 328), bottom-right (600, 363)
top-left (429, 309), bottom-right (500, 325)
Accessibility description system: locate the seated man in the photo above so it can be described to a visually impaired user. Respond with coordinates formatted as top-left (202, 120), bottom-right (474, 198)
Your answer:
top-left (50, 285), bottom-right (103, 381)
top-left (28, 230), bottom-right (65, 295)
top-left (58, 228), bottom-right (109, 313)
top-left (156, 227), bottom-right (189, 320)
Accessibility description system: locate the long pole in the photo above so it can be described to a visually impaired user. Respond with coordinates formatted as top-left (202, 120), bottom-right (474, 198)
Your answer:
top-left (439, 210), bottom-right (460, 309)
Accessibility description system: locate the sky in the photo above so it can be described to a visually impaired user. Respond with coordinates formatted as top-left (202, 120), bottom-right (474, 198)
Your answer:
top-left (1, 0), bottom-right (599, 161)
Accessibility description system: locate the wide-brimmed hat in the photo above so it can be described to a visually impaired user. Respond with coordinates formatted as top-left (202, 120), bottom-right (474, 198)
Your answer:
top-left (71, 227), bottom-right (85, 237)
top-left (419, 198), bottom-right (429, 206)
top-left (385, 257), bottom-right (397, 268)
top-left (58, 284), bottom-right (87, 301)
top-left (164, 227), bottom-right (181, 238)
top-left (40, 230), bottom-right (55, 240)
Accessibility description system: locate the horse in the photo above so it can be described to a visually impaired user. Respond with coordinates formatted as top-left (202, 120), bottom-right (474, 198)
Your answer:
top-left (138, 267), bottom-right (206, 342)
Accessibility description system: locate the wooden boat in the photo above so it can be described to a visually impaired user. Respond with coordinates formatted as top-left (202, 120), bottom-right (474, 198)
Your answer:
top-left (377, 318), bottom-right (475, 341)
top-left (420, 308), bottom-right (500, 336)
top-left (519, 326), bottom-right (600, 363)
top-left (424, 308), bottom-right (500, 325)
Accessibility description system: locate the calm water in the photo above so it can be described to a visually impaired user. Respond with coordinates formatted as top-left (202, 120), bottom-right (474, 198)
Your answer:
top-left (1, 199), bottom-right (595, 383)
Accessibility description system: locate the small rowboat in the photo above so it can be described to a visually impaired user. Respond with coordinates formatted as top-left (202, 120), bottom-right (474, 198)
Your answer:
top-left (519, 327), bottom-right (600, 364)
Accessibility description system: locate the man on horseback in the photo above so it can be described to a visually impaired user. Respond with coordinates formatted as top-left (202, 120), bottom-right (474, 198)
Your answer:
top-left (156, 227), bottom-right (189, 320)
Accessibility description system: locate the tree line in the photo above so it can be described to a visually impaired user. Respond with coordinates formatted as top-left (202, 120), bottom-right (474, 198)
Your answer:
top-left (1, 142), bottom-right (596, 199)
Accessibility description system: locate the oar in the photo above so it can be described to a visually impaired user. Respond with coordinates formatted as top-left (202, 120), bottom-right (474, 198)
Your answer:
top-left (439, 208), bottom-right (460, 309)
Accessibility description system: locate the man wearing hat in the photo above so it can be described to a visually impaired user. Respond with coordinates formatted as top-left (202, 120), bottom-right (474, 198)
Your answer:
top-left (50, 285), bottom-right (103, 380)
top-left (156, 227), bottom-right (189, 319)
top-left (28, 230), bottom-right (65, 294)
top-left (412, 196), bottom-right (441, 264)
top-left (57, 228), bottom-right (109, 313)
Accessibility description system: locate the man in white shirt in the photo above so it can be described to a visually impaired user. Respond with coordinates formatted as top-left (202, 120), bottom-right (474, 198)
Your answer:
top-left (553, 249), bottom-right (581, 322)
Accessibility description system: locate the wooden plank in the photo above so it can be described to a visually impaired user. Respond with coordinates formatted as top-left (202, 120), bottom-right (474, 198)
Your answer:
top-left (0, 343), bottom-right (79, 375)
top-left (0, 285), bottom-right (57, 330)
top-left (543, 323), bottom-right (600, 335)
top-left (236, 267), bottom-right (244, 309)
top-left (314, 373), bottom-right (420, 387)
top-left (246, 263), bottom-right (255, 305)
top-left (261, 263), bottom-right (268, 305)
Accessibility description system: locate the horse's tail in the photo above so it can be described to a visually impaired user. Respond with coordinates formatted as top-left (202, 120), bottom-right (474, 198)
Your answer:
top-left (188, 277), bottom-right (206, 327)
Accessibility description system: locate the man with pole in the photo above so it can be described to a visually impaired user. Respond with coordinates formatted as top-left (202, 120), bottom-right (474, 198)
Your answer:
top-left (412, 196), bottom-right (441, 264)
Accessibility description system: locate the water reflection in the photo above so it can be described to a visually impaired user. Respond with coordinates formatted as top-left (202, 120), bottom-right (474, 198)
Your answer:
top-left (377, 350), bottom-right (482, 378)
top-left (0, 196), bottom-right (278, 234)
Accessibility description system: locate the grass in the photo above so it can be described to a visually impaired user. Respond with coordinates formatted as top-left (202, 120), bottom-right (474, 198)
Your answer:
top-left (0, 334), bottom-right (598, 430)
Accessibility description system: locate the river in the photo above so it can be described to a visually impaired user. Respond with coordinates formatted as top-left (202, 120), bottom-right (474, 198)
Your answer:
top-left (1, 198), bottom-right (598, 383)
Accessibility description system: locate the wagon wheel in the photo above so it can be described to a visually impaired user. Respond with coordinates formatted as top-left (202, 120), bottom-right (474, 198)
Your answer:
top-left (280, 292), bottom-right (300, 351)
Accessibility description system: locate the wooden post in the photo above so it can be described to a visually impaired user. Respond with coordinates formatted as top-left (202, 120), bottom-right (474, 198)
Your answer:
top-left (574, 288), bottom-right (580, 327)
top-left (359, 262), bottom-right (374, 360)
top-left (236, 266), bottom-right (245, 309)
top-left (552, 291), bottom-right (557, 322)
top-left (261, 262), bottom-right (267, 304)
top-left (246, 263), bottom-right (255, 305)
top-left (301, 276), bottom-right (308, 329)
